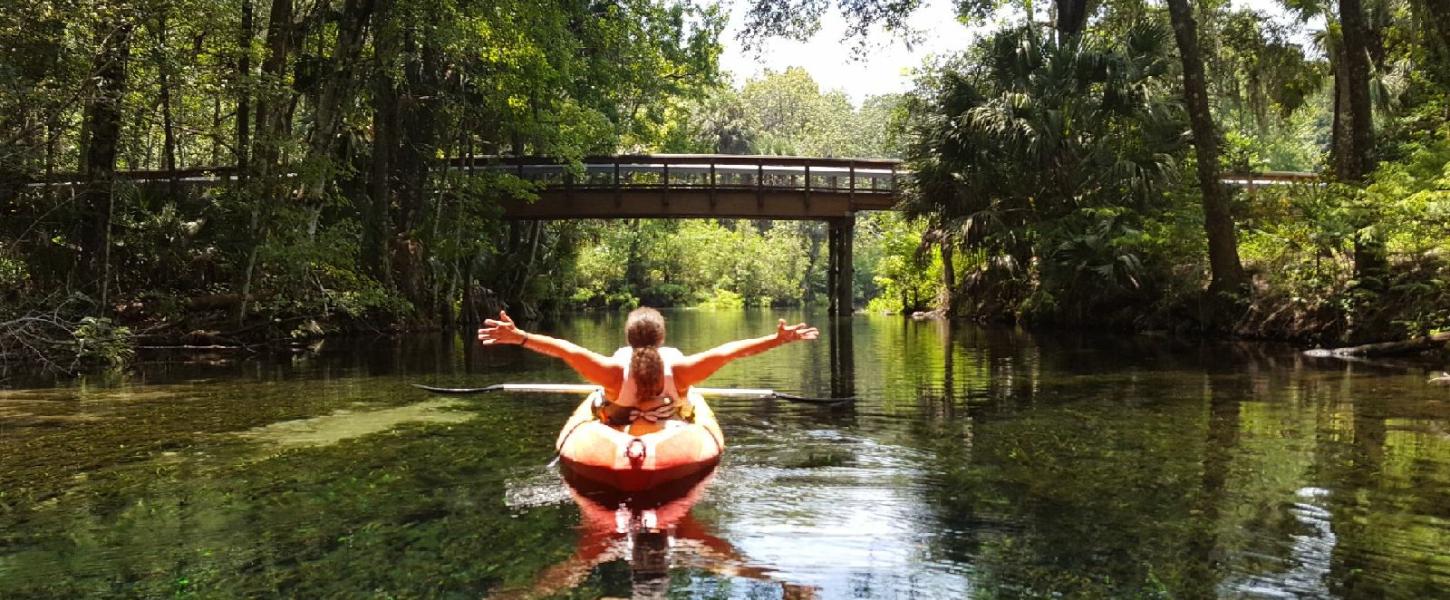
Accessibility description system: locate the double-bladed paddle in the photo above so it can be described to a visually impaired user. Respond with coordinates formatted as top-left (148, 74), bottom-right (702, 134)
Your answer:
top-left (411, 383), bottom-right (854, 405)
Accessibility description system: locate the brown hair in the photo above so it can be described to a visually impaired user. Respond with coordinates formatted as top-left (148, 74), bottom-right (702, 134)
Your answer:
top-left (626, 307), bottom-right (666, 399)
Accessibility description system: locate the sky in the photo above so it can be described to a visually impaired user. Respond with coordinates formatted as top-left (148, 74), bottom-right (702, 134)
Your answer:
top-left (716, 0), bottom-right (983, 104)
top-left (716, 0), bottom-right (1318, 106)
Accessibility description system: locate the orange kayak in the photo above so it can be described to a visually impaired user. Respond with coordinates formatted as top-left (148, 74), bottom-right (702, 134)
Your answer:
top-left (555, 389), bottom-right (724, 492)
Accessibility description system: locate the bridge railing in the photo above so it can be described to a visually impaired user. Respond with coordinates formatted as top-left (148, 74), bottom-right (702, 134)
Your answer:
top-left (448, 154), bottom-right (906, 196)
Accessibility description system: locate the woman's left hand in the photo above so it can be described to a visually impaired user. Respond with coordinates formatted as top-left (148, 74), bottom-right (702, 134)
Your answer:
top-left (775, 319), bottom-right (819, 343)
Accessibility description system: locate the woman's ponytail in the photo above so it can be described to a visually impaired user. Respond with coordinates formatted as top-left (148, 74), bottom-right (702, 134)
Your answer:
top-left (625, 307), bottom-right (667, 399)
top-left (630, 346), bottom-right (664, 400)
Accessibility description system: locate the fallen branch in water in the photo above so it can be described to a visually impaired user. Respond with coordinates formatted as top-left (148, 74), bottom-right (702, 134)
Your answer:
top-left (1303, 331), bottom-right (1450, 358)
top-left (0, 300), bottom-right (134, 372)
top-left (1, 310), bottom-right (84, 372)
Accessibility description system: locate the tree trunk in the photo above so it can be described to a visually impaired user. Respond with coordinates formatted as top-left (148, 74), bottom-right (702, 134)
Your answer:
top-left (45, 121), bottom-right (58, 182)
top-left (1165, 0), bottom-right (1248, 296)
top-left (390, 39), bottom-right (444, 315)
top-left (802, 221), bottom-right (824, 303)
top-left (79, 18), bottom-right (133, 309)
top-left (1338, 0), bottom-right (1385, 282)
top-left (624, 219), bottom-right (646, 291)
top-left (365, 0), bottom-right (397, 288)
top-left (1414, 0), bottom-right (1450, 85)
top-left (155, 10), bottom-right (178, 195)
top-left (211, 95), bottom-right (223, 166)
top-left (1337, 0), bottom-right (1375, 182)
top-left (394, 39), bottom-right (441, 238)
top-left (940, 239), bottom-right (955, 313)
top-left (251, 0), bottom-right (294, 173)
top-left (1053, 0), bottom-right (1092, 37)
top-left (514, 220), bottom-right (544, 312)
top-left (236, 0), bottom-right (295, 325)
top-left (236, 0), bottom-right (253, 179)
top-left (304, 0), bottom-right (375, 202)
top-left (1331, 42), bottom-right (1354, 180)
top-left (367, 82), bottom-right (396, 287)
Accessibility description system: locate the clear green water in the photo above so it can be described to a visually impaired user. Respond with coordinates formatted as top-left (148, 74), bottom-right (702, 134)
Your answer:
top-left (2, 309), bottom-right (1447, 598)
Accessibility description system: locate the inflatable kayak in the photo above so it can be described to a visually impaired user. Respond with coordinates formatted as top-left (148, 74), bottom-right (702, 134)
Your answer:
top-left (556, 389), bottom-right (724, 492)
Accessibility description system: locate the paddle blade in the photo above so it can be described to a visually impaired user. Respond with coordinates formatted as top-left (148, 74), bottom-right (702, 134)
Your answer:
top-left (411, 384), bottom-right (501, 394)
top-left (413, 383), bottom-right (602, 395)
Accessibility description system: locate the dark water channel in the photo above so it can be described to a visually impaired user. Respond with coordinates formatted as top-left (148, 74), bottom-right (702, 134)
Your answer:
top-left (2, 309), bottom-right (1447, 598)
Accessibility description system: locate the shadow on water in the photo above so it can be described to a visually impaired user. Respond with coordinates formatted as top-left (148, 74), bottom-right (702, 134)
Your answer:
top-left (1, 308), bottom-right (1448, 598)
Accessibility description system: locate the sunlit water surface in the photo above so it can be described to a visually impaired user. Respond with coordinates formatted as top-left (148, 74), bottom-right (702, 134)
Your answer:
top-left (2, 309), bottom-right (1447, 598)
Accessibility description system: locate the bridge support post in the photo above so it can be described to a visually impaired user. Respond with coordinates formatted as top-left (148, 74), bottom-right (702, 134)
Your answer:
top-left (827, 223), bottom-right (838, 313)
top-left (828, 214), bottom-right (854, 316)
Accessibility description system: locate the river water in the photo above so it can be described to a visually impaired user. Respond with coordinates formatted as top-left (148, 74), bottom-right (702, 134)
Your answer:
top-left (1, 309), bottom-right (1447, 598)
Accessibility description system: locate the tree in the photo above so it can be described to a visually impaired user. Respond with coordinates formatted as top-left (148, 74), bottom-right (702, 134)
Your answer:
top-left (1412, 0), bottom-right (1450, 84)
top-left (1165, 0), bottom-right (1248, 296)
top-left (1203, 9), bottom-right (1326, 170)
top-left (1053, 0), bottom-right (1099, 37)
top-left (2, 0), bottom-right (725, 335)
top-left (78, 6), bottom-right (135, 308)
top-left (902, 23), bottom-right (1185, 319)
top-left (1335, 0), bottom-right (1386, 281)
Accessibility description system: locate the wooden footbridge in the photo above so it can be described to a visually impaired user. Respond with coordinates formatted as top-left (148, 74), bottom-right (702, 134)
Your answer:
top-left (477, 154), bottom-right (902, 219)
top-left (25, 154), bottom-right (1316, 315)
top-left (478, 154), bottom-right (903, 315)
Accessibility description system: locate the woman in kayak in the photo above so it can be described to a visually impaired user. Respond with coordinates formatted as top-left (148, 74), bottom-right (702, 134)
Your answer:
top-left (476, 307), bottom-right (818, 434)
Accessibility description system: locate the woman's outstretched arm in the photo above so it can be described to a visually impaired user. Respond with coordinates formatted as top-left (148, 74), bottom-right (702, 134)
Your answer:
top-left (477, 311), bottom-right (621, 389)
top-left (672, 319), bottom-right (819, 389)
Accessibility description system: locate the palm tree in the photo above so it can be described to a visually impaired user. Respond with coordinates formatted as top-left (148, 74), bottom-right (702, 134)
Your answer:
top-left (902, 23), bottom-right (1183, 316)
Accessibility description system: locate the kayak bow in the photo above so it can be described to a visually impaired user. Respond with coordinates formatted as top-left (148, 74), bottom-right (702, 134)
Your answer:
top-left (554, 389), bottom-right (723, 492)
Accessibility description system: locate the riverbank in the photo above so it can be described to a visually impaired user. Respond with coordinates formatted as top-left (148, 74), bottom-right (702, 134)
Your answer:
top-left (5, 287), bottom-right (1446, 379)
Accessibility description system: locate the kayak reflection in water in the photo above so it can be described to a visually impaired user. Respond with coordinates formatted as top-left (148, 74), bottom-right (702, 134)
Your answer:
top-left (477, 307), bottom-right (818, 435)
top-left (494, 468), bottom-right (818, 599)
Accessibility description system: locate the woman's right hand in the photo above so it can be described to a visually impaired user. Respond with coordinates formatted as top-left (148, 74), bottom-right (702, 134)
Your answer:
top-left (478, 311), bottom-right (526, 345)
top-left (774, 319), bottom-right (819, 343)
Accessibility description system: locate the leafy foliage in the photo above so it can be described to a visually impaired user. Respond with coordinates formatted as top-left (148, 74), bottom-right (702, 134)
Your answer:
top-left (669, 67), bottom-right (907, 158)
top-left (568, 220), bottom-right (812, 309)
top-left (903, 22), bottom-right (1187, 322)
top-left (860, 213), bottom-right (941, 314)
top-left (0, 0), bottom-right (725, 342)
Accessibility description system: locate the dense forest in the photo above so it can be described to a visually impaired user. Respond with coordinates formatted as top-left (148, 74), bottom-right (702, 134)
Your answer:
top-left (900, 0), bottom-right (1450, 345)
top-left (2, 0), bottom-right (1448, 370)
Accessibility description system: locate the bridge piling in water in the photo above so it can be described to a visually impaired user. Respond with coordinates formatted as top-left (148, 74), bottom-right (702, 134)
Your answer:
top-left (827, 215), bottom-right (854, 316)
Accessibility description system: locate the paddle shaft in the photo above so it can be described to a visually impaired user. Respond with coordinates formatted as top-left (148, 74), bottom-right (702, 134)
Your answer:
top-left (422, 382), bottom-right (773, 397)
top-left (411, 383), bottom-right (850, 404)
